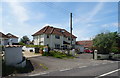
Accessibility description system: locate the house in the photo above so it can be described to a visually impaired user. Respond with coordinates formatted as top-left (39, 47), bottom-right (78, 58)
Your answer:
top-left (6, 33), bottom-right (18, 44)
top-left (32, 26), bottom-right (77, 49)
top-left (76, 40), bottom-right (93, 49)
top-left (0, 32), bottom-right (9, 45)
top-left (0, 32), bottom-right (18, 45)
top-left (75, 42), bottom-right (84, 52)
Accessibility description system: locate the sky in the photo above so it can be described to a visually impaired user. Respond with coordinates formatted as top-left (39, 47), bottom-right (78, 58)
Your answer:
top-left (1, 1), bottom-right (119, 41)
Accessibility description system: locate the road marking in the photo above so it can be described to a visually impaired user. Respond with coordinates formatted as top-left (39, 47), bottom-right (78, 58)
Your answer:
top-left (92, 64), bottom-right (99, 66)
top-left (60, 68), bottom-right (72, 72)
top-left (95, 68), bottom-right (120, 78)
top-left (110, 61), bottom-right (114, 63)
top-left (29, 72), bottom-right (49, 76)
top-left (78, 66), bottom-right (87, 68)
top-left (102, 63), bottom-right (107, 64)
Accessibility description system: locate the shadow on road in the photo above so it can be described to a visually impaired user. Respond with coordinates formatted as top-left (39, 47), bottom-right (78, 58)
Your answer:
top-left (2, 59), bottom-right (34, 77)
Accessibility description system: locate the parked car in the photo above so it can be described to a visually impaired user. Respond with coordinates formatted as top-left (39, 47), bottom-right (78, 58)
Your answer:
top-left (84, 49), bottom-right (93, 53)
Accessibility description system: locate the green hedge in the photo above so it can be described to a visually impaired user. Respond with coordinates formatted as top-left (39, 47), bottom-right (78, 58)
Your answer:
top-left (25, 45), bottom-right (44, 48)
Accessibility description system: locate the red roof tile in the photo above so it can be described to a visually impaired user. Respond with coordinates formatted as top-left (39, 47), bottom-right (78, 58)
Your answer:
top-left (6, 33), bottom-right (18, 38)
top-left (76, 40), bottom-right (93, 48)
top-left (32, 26), bottom-right (77, 38)
top-left (0, 32), bottom-right (9, 38)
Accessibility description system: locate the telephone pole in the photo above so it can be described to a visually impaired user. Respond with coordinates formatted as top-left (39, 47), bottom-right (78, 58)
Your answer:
top-left (70, 13), bottom-right (72, 50)
top-left (68, 13), bottom-right (72, 55)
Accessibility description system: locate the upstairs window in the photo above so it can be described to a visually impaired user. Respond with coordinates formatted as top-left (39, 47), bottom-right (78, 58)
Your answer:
top-left (68, 37), bottom-right (70, 40)
top-left (47, 35), bottom-right (49, 38)
top-left (55, 35), bottom-right (60, 39)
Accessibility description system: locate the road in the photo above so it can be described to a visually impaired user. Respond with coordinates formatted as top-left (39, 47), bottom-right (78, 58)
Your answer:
top-left (30, 61), bottom-right (120, 77)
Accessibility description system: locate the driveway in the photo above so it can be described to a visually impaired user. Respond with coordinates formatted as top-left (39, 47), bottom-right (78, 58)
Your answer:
top-left (23, 51), bottom-right (42, 58)
top-left (20, 53), bottom-right (117, 76)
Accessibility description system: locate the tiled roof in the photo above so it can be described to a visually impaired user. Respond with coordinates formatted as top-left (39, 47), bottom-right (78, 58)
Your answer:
top-left (0, 32), bottom-right (18, 38)
top-left (0, 32), bottom-right (9, 38)
top-left (32, 26), bottom-right (77, 38)
top-left (6, 33), bottom-right (18, 38)
top-left (76, 40), bottom-right (93, 48)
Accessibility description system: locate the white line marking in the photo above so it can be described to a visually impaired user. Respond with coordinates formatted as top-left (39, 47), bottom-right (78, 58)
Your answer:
top-left (60, 68), bottom-right (72, 72)
top-left (110, 62), bottom-right (114, 63)
top-left (29, 72), bottom-right (49, 76)
top-left (92, 64), bottom-right (99, 66)
top-left (78, 66), bottom-right (87, 68)
top-left (102, 63), bottom-right (107, 64)
top-left (95, 68), bottom-right (120, 78)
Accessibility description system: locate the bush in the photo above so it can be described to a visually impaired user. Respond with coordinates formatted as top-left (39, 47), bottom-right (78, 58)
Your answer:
top-left (19, 42), bottom-right (25, 45)
top-left (26, 45), bottom-right (44, 48)
top-left (42, 51), bottom-right (73, 59)
top-left (111, 47), bottom-right (120, 54)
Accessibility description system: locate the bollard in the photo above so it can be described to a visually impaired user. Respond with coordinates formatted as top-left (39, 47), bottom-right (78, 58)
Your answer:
top-left (94, 50), bottom-right (98, 60)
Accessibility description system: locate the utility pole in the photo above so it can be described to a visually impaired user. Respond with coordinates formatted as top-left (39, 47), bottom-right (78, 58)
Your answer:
top-left (68, 13), bottom-right (72, 55)
top-left (70, 13), bottom-right (72, 50)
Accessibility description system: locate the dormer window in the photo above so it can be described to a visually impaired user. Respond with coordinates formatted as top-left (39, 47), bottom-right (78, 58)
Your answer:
top-left (61, 30), bottom-right (65, 33)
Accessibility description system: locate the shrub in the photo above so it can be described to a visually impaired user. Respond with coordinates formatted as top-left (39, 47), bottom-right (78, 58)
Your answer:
top-left (42, 51), bottom-right (73, 59)
top-left (111, 47), bottom-right (120, 54)
top-left (25, 45), bottom-right (44, 48)
top-left (19, 42), bottom-right (25, 45)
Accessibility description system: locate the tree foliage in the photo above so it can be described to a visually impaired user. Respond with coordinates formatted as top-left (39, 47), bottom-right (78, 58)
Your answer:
top-left (93, 32), bottom-right (120, 54)
top-left (19, 36), bottom-right (30, 44)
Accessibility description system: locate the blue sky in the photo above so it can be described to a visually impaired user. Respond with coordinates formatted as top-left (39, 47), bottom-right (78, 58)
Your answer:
top-left (1, 1), bottom-right (118, 41)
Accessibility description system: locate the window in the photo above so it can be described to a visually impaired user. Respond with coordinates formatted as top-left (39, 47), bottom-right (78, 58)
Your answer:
top-left (55, 35), bottom-right (60, 39)
top-left (55, 44), bottom-right (60, 49)
top-left (68, 37), bottom-right (73, 41)
top-left (68, 37), bottom-right (70, 40)
top-left (47, 35), bottom-right (49, 38)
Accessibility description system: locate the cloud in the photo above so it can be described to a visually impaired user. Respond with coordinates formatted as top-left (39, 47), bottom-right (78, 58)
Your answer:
top-left (102, 22), bottom-right (118, 28)
top-left (74, 2), bottom-right (104, 25)
top-left (88, 2), bottom-right (103, 19)
top-left (8, 2), bottom-right (29, 23)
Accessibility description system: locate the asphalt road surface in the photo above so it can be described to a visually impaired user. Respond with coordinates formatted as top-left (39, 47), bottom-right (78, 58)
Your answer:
top-left (32, 61), bottom-right (120, 77)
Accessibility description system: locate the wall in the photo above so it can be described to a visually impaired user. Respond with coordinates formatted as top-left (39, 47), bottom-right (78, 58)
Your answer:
top-left (22, 46), bottom-right (35, 52)
top-left (0, 38), bottom-right (8, 45)
top-left (11, 38), bottom-right (18, 43)
top-left (75, 45), bottom-right (84, 52)
top-left (97, 54), bottom-right (109, 60)
top-left (33, 34), bottom-right (44, 45)
top-left (44, 34), bottom-right (63, 49)
top-left (4, 47), bottom-right (23, 66)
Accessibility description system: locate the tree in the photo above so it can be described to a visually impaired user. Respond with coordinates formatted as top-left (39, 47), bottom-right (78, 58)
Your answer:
top-left (93, 32), bottom-right (120, 54)
top-left (19, 36), bottom-right (30, 44)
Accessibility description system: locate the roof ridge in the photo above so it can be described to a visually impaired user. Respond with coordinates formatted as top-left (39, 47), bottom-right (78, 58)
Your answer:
top-left (43, 26), bottom-right (49, 33)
